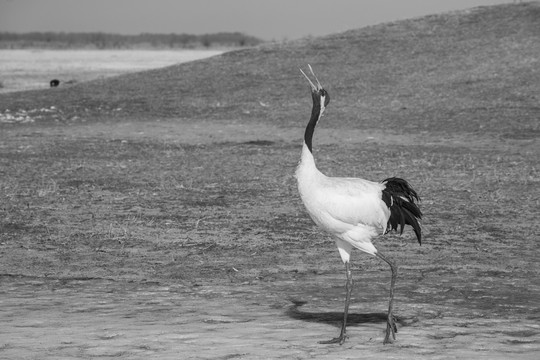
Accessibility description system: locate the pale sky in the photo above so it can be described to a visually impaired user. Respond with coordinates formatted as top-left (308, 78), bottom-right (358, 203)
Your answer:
top-left (0, 0), bottom-right (512, 41)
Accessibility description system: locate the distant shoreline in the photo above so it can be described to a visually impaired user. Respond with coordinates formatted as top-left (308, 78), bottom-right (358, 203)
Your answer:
top-left (0, 46), bottom-right (238, 51)
top-left (0, 31), bottom-right (264, 50)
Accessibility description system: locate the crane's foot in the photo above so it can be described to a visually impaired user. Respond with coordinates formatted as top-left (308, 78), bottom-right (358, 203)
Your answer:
top-left (319, 333), bottom-right (348, 345)
top-left (383, 315), bottom-right (398, 344)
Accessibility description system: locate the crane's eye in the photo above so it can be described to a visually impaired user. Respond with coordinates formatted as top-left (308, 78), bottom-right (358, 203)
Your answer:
top-left (322, 90), bottom-right (330, 106)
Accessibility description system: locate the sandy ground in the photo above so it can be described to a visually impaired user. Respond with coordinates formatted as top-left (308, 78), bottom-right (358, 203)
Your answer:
top-left (2, 274), bottom-right (539, 360)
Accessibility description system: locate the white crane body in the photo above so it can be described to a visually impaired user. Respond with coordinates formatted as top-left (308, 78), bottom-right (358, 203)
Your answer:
top-left (296, 143), bottom-right (388, 259)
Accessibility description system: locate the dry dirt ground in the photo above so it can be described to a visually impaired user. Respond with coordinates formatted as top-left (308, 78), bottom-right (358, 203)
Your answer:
top-left (1, 120), bottom-right (539, 359)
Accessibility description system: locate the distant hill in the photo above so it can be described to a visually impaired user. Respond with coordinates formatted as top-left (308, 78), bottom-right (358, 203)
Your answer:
top-left (1, 2), bottom-right (539, 137)
top-left (0, 31), bottom-right (263, 49)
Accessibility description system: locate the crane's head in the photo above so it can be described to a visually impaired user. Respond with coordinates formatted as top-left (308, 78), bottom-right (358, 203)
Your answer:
top-left (300, 65), bottom-right (330, 115)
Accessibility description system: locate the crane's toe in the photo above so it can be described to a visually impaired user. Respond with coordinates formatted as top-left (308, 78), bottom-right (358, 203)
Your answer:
top-left (319, 334), bottom-right (348, 345)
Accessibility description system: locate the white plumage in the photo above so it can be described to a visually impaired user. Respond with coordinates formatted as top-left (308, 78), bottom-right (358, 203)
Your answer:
top-left (296, 65), bottom-right (422, 345)
top-left (296, 144), bottom-right (387, 258)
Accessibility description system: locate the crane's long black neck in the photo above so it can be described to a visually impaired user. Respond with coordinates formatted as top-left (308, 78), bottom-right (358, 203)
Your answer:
top-left (304, 93), bottom-right (321, 153)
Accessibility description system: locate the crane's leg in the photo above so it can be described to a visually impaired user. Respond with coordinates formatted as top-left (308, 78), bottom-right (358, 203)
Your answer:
top-left (375, 251), bottom-right (398, 344)
top-left (319, 261), bottom-right (352, 345)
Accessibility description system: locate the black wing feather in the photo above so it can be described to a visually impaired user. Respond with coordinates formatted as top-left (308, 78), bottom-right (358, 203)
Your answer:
top-left (381, 177), bottom-right (423, 244)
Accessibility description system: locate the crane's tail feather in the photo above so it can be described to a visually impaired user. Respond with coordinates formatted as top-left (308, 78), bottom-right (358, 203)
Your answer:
top-left (381, 177), bottom-right (423, 244)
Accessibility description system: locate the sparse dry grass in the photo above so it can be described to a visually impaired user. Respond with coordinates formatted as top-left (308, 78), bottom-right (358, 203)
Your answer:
top-left (0, 124), bottom-right (537, 297)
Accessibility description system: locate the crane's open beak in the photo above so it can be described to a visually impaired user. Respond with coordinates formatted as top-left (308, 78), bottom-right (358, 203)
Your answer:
top-left (300, 64), bottom-right (323, 92)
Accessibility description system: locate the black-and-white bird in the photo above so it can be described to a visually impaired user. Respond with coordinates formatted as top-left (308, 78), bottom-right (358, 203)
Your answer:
top-left (295, 65), bottom-right (422, 345)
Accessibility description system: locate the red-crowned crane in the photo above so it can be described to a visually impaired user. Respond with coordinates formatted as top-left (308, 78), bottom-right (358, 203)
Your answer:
top-left (295, 65), bottom-right (422, 345)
